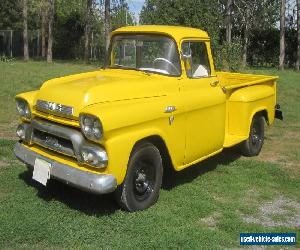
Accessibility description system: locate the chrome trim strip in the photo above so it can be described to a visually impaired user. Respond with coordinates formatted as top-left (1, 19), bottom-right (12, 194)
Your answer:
top-left (14, 142), bottom-right (117, 194)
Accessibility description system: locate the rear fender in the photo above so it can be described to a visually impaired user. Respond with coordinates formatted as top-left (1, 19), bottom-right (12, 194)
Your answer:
top-left (228, 84), bottom-right (275, 137)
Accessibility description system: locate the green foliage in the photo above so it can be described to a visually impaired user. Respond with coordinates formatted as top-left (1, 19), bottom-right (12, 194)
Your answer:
top-left (139, 0), bottom-right (240, 70)
top-left (214, 38), bottom-right (243, 71)
top-left (139, 0), bottom-right (292, 69)
top-left (0, 55), bottom-right (14, 62)
top-left (140, 0), bottom-right (222, 43)
top-left (53, 11), bottom-right (86, 59)
top-left (111, 0), bottom-right (134, 29)
top-left (233, 0), bottom-right (279, 30)
top-left (0, 0), bottom-right (22, 29)
top-left (0, 0), bottom-right (297, 67)
top-left (52, 0), bottom-right (135, 60)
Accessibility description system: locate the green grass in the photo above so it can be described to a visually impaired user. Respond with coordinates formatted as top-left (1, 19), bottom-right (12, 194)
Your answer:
top-left (0, 61), bottom-right (299, 249)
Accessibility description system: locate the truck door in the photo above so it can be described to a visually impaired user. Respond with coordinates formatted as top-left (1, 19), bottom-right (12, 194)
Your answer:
top-left (180, 40), bottom-right (226, 164)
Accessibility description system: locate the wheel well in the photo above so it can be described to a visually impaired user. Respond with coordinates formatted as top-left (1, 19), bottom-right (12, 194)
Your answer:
top-left (256, 110), bottom-right (269, 125)
top-left (133, 135), bottom-right (174, 171)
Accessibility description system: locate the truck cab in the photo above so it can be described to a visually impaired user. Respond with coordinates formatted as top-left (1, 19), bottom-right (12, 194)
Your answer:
top-left (14, 25), bottom-right (282, 211)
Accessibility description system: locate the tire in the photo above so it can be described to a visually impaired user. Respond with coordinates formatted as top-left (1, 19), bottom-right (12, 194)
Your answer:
top-left (114, 142), bottom-right (163, 212)
top-left (240, 114), bottom-right (265, 157)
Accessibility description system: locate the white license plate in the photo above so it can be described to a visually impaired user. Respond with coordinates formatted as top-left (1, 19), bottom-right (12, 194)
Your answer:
top-left (33, 158), bottom-right (51, 186)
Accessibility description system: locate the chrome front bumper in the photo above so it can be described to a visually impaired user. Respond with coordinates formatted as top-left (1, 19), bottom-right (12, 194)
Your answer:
top-left (14, 142), bottom-right (117, 194)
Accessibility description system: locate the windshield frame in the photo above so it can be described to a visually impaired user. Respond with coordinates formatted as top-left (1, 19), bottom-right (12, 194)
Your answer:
top-left (106, 33), bottom-right (182, 77)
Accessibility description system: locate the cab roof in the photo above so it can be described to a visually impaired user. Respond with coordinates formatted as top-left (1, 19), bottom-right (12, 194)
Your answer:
top-left (112, 25), bottom-right (209, 42)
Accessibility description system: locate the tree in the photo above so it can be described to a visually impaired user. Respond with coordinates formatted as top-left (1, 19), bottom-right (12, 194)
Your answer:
top-left (111, 0), bottom-right (134, 29)
top-left (23, 0), bottom-right (29, 61)
top-left (0, 0), bottom-right (22, 30)
top-left (104, 0), bottom-right (110, 57)
top-left (41, 11), bottom-right (46, 58)
top-left (47, 0), bottom-right (54, 62)
top-left (31, 0), bottom-right (50, 58)
top-left (234, 0), bottom-right (279, 68)
top-left (225, 0), bottom-right (233, 43)
top-left (242, 7), bottom-right (250, 68)
top-left (296, 0), bottom-right (300, 70)
top-left (234, 0), bottom-right (257, 68)
top-left (279, 0), bottom-right (286, 70)
top-left (140, 0), bottom-right (222, 45)
top-left (84, 0), bottom-right (92, 62)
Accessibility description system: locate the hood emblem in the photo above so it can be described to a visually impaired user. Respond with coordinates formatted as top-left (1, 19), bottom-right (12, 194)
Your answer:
top-left (48, 102), bottom-right (57, 111)
top-left (36, 100), bottom-right (74, 117)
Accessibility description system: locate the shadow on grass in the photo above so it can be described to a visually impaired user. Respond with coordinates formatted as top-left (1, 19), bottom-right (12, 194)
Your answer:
top-left (162, 148), bottom-right (240, 190)
top-left (18, 148), bottom-right (240, 215)
top-left (19, 170), bottom-right (119, 216)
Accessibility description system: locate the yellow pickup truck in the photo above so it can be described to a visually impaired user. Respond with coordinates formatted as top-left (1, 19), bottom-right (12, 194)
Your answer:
top-left (14, 25), bottom-right (282, 211)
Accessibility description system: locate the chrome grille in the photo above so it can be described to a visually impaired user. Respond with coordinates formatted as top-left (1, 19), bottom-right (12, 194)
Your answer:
top-left (36, 100), bottom-right (74, 117)
top-left (29, 119), bottom-right (85, 161)
top-left (32, 129), bottom-right (75, 157)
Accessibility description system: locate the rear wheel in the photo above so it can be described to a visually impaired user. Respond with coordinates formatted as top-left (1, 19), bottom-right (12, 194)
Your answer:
top-left (240, 114), bottom-right (265, 156)
top-left (114, 142), bottom-right (163, 212)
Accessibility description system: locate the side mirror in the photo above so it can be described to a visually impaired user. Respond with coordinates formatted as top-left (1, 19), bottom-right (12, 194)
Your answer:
top-left (180, 52), bottom-right (193, 78)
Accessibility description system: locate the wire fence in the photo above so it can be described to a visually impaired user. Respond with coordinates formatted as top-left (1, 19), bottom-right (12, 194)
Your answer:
top-left (0, 29), bottom-right (105, 62)
top-left (0, 30), bottom-right (41, 58)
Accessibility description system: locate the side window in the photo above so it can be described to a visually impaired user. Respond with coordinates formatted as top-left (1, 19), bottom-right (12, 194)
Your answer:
top-left (182, 41), bottom-right (211, 78)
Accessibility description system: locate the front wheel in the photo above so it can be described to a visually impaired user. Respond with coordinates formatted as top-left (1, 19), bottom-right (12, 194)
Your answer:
top-left (114, 142), bottom-right (163, 212)
top-left (240, 114), bottom-right (265, 157)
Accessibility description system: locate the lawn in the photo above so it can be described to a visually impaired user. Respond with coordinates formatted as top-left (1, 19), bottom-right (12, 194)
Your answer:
top-left (0, 61), bottom-right (299, 249)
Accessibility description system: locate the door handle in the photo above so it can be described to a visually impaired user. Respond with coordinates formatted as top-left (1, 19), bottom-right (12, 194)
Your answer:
top-left (165, 106), bottom-right (176, 113)
top-left (210, 80), bottom-right (219, 87)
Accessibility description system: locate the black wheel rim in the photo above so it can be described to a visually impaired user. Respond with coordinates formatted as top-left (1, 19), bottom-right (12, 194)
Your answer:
top-left (133, 160), bottom-right (156, 201)
top-left (251, 120), bottom-right (262, 149)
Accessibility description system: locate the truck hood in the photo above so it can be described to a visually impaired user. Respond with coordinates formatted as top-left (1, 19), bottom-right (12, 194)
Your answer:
top-left (36, 69), bottom-right (168, 117)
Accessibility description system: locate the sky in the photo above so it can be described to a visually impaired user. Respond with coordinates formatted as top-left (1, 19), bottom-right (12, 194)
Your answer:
top-left (127, 0), bottom-right (145, 24)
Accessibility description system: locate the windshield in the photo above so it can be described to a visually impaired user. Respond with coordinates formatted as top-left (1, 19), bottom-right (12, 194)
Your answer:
top-left (108, 34), bottom-right (181, 76)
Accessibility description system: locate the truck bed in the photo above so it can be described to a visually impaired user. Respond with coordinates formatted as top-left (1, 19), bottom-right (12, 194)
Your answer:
top-left (217, 72), bottom-right (278, 148)
top-left (217, 72), bottom-right (278, 90)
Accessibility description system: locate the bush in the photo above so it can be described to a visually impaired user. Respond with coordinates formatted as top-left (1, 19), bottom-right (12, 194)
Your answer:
top-left (0, 55), bottom-right (14, 62)
top-left (214, 38), bottom-right (243, 71)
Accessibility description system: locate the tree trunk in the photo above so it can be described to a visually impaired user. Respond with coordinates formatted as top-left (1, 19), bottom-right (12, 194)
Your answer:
top-left (242, 9), bottom-right (249, 68)
top-left (279, 0), bottom-right (285, 70)
top-left (225, 0), bottom-right (233, 44)
top-left (84, 0), bottom-right (92, 62)
top-left (23, 0), bottom-right (29, 61)
top-left (296, 0), bottom-right (300, 70)
top-left (41, 11), bottom-right (46, 58)
top-left (104, 0), bottom-right (110, 61)
top-left (47, 0), bottom-right (54, 63)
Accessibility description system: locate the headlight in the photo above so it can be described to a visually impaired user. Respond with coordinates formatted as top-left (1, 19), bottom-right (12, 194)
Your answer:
top-left (80, 114), bottom-right (103, 141)
top-left (16, 98), bottom-right (31, 119)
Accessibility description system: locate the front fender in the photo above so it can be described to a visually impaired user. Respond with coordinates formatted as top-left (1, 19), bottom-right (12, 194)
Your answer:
top-left (15, 90), bottom-right (39, 108)
top-left (104, 126), bottom-right (168, 184)
top-left (15, 91), bottom-right (39, 122)
top-left (80, 98), bottom-right (185, 184)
